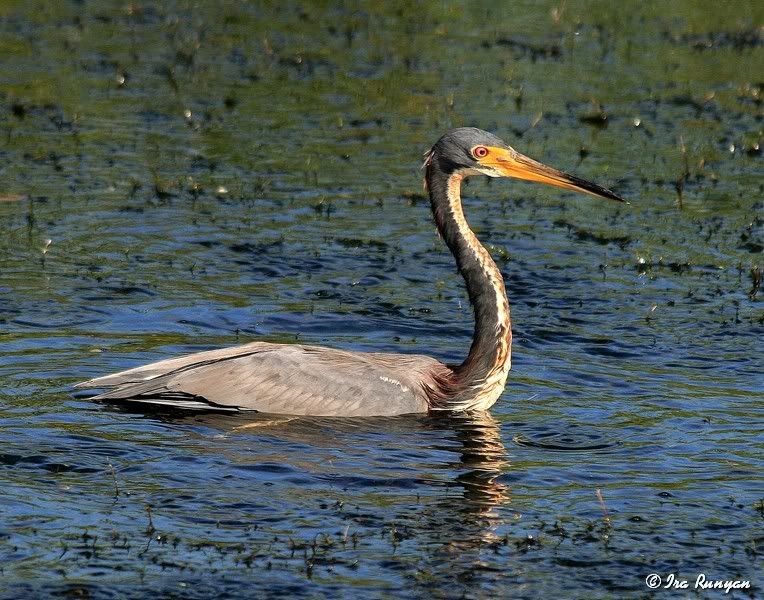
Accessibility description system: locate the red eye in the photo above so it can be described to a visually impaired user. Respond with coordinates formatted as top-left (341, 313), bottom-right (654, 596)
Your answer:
top-left (473, 146), bottom-right (488, 158)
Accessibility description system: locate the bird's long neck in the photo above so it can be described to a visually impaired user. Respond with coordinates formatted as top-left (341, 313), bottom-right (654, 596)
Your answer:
top-left (426, 166), bottom-right (512, 410)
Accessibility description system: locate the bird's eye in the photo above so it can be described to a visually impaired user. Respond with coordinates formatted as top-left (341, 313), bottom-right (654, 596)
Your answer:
top-left (472, 146), bottom-right (489, 159)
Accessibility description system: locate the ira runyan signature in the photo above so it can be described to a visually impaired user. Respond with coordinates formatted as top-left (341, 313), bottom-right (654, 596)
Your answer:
top-left (644, 573), bottom-right (751, 594)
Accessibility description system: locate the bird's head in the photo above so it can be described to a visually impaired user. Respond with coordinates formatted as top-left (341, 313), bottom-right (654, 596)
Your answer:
top-left (424, 127), bottom-right (626, 203)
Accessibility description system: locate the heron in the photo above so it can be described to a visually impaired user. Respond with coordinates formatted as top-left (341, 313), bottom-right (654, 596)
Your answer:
top-left (77, 128), bottom-right (626, 416)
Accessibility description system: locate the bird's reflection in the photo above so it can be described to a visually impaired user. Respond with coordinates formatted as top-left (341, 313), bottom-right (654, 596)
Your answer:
top-left (415, 411), bottom-right (511, 571)
top-left (176, 408), bottom-right (509, 522)
top-left (150, 407), bottom-right (511, 590)
top-left (437, 411), bottom-right (510, 516)
top-left (174, 409), bottom-right (509, 515)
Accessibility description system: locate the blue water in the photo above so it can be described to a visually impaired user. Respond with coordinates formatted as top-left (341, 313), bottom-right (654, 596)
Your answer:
top-left (1, 1), bottom-right (762, 597)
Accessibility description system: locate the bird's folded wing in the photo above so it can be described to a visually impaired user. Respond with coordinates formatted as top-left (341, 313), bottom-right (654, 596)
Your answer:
top-left (78, 343), bottom-right (437, 417)
top-left (75, 341), bottom-right (274, 389)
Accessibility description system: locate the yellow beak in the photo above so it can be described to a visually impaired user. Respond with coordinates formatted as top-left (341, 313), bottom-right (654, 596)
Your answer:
top-left (481, 146), bottom-right (627, 203)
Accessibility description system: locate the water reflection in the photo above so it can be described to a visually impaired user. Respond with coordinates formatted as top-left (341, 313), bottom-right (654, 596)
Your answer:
top-left (427, 412), bottom-right (510, 516)
top-left (171, 408), bottom-right (512, 588)
top-left (178, 410), bottom-right (509, 514)
top-left (413, 413), bottom-right (511, 593)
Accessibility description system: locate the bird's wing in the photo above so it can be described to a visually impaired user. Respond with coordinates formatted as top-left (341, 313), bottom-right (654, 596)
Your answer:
top-left (76, 342), bottom-right (275, 389)
top-left (78, 342), bottom-right (441, 417)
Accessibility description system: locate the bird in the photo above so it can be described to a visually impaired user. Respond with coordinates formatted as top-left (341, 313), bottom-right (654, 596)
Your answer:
top-left (76, 128), bottom-right (626, 417)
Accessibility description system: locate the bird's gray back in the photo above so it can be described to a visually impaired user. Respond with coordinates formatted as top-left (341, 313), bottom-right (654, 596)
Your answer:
top-left (79, 342), bottom-right (445, 417)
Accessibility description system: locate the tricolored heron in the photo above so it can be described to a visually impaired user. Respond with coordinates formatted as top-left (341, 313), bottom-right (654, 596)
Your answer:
top-left (77, 128), bottom-right (626, 416)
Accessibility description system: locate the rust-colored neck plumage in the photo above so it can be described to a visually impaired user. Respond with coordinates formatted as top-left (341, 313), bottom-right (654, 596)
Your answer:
top-left (425, 164), bottom-right (512, 411)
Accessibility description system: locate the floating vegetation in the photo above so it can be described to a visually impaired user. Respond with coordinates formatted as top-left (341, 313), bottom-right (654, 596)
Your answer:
top-left (488, 36), bottom-right (563, 61)
top-left (553, 220), bottom-right (631, 248)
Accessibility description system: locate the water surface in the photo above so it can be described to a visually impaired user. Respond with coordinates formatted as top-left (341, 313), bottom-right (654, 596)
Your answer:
top-left (1, 1), bottom-right (762, 597)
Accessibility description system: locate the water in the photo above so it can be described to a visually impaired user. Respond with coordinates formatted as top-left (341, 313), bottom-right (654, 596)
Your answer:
top-left (1, 1), bottom-right (762, 597)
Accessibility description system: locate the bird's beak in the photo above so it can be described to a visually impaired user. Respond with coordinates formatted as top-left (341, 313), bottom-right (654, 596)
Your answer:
top-left (480, 146), bottom-right (627, 203)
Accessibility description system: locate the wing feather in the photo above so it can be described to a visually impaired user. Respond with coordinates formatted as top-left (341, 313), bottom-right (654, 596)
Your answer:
top-left (80, 342), bottom-right (445, 417)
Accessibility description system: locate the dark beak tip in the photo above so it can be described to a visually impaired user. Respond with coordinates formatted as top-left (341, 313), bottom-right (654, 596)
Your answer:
top-left (602, 187), bottom-right (628, 204)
